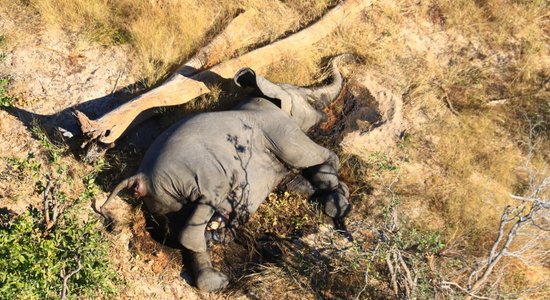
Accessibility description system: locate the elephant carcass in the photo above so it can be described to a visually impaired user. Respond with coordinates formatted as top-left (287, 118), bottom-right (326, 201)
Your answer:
top-left (99, 56), bottom-right (351, 292)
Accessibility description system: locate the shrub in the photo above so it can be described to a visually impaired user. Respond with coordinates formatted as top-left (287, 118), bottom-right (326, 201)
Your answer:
top-left (0, 77), bottom-right (12, 107)
top-left (0, 208), bottom-right (117, 299)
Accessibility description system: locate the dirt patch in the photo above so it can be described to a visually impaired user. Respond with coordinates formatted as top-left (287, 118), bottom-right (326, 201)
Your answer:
top-left (340, 71), bottom-right (406, 156)
top-left (0, 11), bottom-right (135, 157)
top-left (311, 68), bottom-right (406, 158)
top-left (130, 212), bottom-right (183, 275)
top-left (0, 14), bottom-right (134, 113)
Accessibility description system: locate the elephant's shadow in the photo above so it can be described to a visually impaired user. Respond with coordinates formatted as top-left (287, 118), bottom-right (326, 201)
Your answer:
top-left (1, 69), bottom-right (243, 158)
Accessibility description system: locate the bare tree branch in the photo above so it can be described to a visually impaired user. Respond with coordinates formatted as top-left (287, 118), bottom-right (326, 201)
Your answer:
top-left (396, 250), bottom-right (416, 298)
top-left (386, 252), bottom-right (399, 295)
top-left (43, 175), bottom-right (53, 226)
top-left (441, 281), bottom-right (494, 300)
top-left (60, 260), bottom-right (83, 300)
top-left (42, 172), bottom-right (66, 233)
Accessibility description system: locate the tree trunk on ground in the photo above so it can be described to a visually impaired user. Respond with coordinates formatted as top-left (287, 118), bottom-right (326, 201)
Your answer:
top-left (76, 0), bottom-right (371, 145)
top-left (168, 8), bottom-right (273, 78)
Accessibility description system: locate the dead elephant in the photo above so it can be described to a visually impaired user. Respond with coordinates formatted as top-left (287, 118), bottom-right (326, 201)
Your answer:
top-left (100, 55), bottom-right (352, 292)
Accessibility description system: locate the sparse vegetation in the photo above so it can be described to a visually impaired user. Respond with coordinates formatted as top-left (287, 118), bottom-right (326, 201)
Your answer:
top-left (2, 0), bottom-right (333, 86)
top-left (0, 35), bottom-right (6, 61)
top-left (250, 191), bottom-right (321, 238)
top-left (0, 77), bottom-right (12, 107)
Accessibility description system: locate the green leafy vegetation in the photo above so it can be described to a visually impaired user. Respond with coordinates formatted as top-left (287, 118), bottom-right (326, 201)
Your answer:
top-left (4, 152), bottom-right (41, 179)
top-left (0, 209), bottom-right (117, 299)
top-left (0, 77), bottom-right (13, 107)
top-left (31, 126), bottom-right (66, 164)
top-left (0, 142), bottom-right (118, 299)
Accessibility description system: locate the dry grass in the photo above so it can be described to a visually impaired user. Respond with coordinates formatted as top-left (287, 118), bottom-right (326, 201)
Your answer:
top-left (398, 113), bottom-right (524, 253)
top-left (3, 0), bottom-right (334, 86)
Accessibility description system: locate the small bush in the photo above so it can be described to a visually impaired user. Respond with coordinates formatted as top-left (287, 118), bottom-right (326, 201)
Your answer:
top-left (250, 191), bottom-right (320, 237)
top-left (0, 207), bottom-right (117, 299)
top-left (0, 136), bottom-right (116, 299)
top-left (0, 77), bottom-right (13, 107)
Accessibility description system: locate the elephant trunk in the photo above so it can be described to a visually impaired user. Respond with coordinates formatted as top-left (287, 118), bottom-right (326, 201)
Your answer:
top-left (307, 55), bottom-right (347, 109)
top-left (96, 174), bottom-right (145, 219)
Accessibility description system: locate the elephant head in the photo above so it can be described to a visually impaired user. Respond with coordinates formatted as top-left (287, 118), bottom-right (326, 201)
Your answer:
top-left (234, 55), bottom-right (348, 132)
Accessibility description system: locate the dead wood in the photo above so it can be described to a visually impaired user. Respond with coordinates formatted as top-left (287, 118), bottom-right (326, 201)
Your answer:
top-left (167, 9), bottom-right (271, 79)
top-left (42, 173), bottom-right (64, 233)
top-left (60, 260), bottom-right (83, 300)
top-left (75, 0), bottom-right (371, 145)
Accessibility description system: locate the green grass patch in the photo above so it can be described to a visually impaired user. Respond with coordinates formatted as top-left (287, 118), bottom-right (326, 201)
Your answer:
top-left (0, 77), bottom-right (13, 107)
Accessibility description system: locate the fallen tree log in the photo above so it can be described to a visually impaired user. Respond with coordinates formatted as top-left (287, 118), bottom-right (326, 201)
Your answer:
top-left (77, 8), bottom-right (286, 149)
top-left (167, 8), bottom-right (273, 79)
top-left (76, 0), bottom-right (371, 145)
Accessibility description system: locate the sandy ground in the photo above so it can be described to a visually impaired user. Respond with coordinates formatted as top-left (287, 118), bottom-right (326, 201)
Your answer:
top-left (0, 11), bottom-right (136, 157)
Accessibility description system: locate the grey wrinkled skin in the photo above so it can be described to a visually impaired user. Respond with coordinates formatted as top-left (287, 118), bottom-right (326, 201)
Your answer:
top-left (101, 55), bottom-right (352, 292)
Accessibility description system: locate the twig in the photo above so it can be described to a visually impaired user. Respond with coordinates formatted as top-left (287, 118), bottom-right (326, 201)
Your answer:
top-left (386, 252), bottom-right (399, 295)
top-left (434, 83), bottom-right (459, 115)
top-left (110, 71), bottom-right (123, 95)
top-left (485, 89), bottom-right (545, 106)
top-left (43, 176), bottom-right (53, 225)
top-left (445, 124), bottom-right (550, 299)
top-left (442, 95), bottom-right (459, 115)
top-left (467, 261), bottom-right (487, 288)
top-left (33, 45), bottom-right (71, 58)
top-left (43, 172), bottom-right (65, 232)
top-left (441, 281), bottom-right (494, 300)
top-left (509, 194), bottom-right (550, 208)
top-left (469, 206), bottom-right (531, 294)
top-left (61, 260), bottom-right (83, 300)
top-left (396, 250), bottom-right (416, 297)
top-left (355, 243), bottom-right (380, 300)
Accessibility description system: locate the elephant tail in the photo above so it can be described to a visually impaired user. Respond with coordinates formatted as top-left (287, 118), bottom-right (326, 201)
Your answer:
top-left (97, 173), bottom-right (145, 219)
top-left (308, 54), bottom-right (353, 108)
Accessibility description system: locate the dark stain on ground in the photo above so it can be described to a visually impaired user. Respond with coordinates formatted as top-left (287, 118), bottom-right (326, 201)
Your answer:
top-left (312, 83), bottom-right (380, 148)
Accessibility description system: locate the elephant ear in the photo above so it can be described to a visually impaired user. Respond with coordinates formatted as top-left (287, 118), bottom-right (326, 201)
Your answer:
top-left (234, 68), bottom-right (293, 115)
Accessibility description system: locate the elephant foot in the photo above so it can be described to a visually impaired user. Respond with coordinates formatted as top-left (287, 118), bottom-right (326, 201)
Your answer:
top-left (285, 174), bottom-right (315, 197)
top-left (206, 227), bottom-right (237, 244)
top-left (195, 268), bottom-right (229, 292)
top-left (318, 183), bottom-right (351, 218)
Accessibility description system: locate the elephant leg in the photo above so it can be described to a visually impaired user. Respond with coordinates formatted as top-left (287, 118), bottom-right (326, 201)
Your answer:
top-left (266, 127), bottom-right (350, 218)
top-left (179, 203), bottom-right (215, 253)
top-left (303, 163), bottom-right (351, 218)
top-left (267, 126), bottom-right (339, 169)
top-left (190, 250), bottom-right (229, 292)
